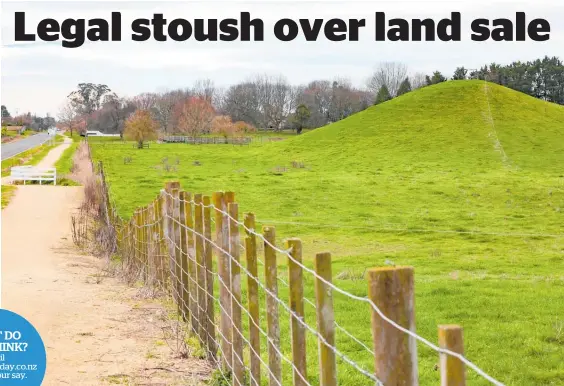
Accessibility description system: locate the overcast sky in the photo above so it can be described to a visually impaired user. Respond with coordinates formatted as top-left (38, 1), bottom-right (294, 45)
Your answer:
top-left (1, 0), bottom-right (562, 117)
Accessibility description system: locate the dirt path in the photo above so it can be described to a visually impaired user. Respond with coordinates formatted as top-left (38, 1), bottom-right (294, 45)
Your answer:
top-left (35, 136), bottom-right (72, 169)
top-left (1, 143), bottom-right (209, 385)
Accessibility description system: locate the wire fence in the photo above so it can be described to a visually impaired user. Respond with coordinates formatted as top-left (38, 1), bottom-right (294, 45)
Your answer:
top-left (161, 136), bottom-right (254, 145)
top-left (94, 160), bottom-right (506, 386)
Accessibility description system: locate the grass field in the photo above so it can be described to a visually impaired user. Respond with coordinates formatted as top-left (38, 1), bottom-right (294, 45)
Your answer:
top-left (91, 81), bottom-right (564, 385)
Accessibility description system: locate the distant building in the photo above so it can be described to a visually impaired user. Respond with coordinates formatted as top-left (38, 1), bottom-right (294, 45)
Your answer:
top-left (83, 130), bottom-right (121, 137)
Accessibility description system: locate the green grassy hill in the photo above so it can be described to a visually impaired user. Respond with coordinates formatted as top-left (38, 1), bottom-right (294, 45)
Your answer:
top-left (92, 80), bottom-right (564, 385)
top-left (268, 80), bottom-right (564, 173)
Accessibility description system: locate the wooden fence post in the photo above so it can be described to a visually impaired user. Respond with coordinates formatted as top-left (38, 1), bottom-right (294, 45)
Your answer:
top-left (195, 194), bottom-right (206, 343)
top-left (164, 182), bottom-right (180, 304)
top-left (138, 208), bottom-right (144, 278)
top-left (121, 220), bottom-right (128, 267)
top-left (244, 213), bottom-right (261, 386)
top-left (142, 205), bottom-right (150, 284)
top-left (147, 202), bottom-right (155, 286)
top-left (286, 238), bottom-right (307, 386)
top-left (203, 195), bottom-right (216, 361)
top-left (213, 191), bottom-right (232, 372)
top-left (171, 186), bottom-right (182, 312)
top-left (141, 206), bottom-right (148, 283)
top-left (228, 202), bottom-right (244, 386)
top-left (164, 183), bottom-right (174, 299)
top-left (179, 191), bottom-right (190, 322)
top-left (314, 252), bottom-right (337, 386)
top-left (139, 208), bottom-right (146, 281)
top-left (224, 192), bottom-right (236, 373)
top-left (438, 325), bottom-right (466, 386)
top-left (126, 218), bottom-right (131, 272)
top-left (134, 209), bottom-right (141, 276)
top-left (263, 226), bottom-right (282, 386)
top-left (367, 266), bottom-right (418, 385)
top-left (158, 191), bottom-right (169, 288)
top-left (131, 210), bottom-right (136, 272)
top-left (140, 208), bottom-right (147, 278)
top-left (153, 199), bottom-right (160, 285)
top-left (156, 193), bottom-right (167, 286)
top-left (127, 219), bottom-right (133, 266)
top-left (185, 192), bottom-right (199, 336)
top-left (98, 161), bottom-right (113, 226)
top-left (151, 197), bottom-right (158, 284)
top-left (144, 206), bottom-right (151, 281)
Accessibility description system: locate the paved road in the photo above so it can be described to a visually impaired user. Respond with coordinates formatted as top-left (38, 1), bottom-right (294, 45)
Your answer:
top-left (1, 132), bottom-right (51, 160)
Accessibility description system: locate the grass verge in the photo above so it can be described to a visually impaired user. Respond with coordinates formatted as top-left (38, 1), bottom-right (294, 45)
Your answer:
top-left (1, 137), bottom-right (64, 177)
top-left (1, 185), bottom-right (17, 209)
top-left (55, 141), bottom-right (80, 180)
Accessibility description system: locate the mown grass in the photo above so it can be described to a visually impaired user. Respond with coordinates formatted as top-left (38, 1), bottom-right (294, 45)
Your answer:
top-left (52, 141), bottom-right (81, 186)
top-left (1, 185), bottom-right (17, 209)
top-left (91, 81), bottom-right (564, 385)
top-left (55, 142), bottom-right (79, 176)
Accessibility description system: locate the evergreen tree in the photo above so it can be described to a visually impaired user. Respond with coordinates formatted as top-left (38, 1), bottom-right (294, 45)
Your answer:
top-left (465, 56), bottom-right (563, 105)
top-left (426, 71), bottom-right (447, 85)
top-left (374, 85), bottom-right (392, 105)
top-left (396, 78), bottom-right (412, 96)
top-left (292, 104), bottom-right (311, 134)
top-left (452, 67), bottom-right (468, 80)
top-left (1, 105), bottom-right (10, 118)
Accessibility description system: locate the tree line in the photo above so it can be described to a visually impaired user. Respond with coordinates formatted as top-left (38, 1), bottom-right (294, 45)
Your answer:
top-left (1, 105), bottom-right (56, 131)
top-left (465, 56), bottom-right (564, 105)
top-left (54, 55), bottom-right (562, 141)
top-left (367, 56), bottom-right (564, 106)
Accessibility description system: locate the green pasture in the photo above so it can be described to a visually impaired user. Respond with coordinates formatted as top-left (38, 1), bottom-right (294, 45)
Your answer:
top-left (90, 81), bottom-right (564, 385)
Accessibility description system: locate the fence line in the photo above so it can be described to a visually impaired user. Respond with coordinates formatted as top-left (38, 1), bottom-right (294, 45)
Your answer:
top-left (173, 192), bottom-right (504, 385)
top-left (161, 136), bottom-right (253, 145)
top-left (94, 160), bottom-right (504, 386)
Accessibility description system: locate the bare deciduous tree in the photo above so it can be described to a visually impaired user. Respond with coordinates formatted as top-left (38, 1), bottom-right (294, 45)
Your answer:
top-left (254, 74), bottom-right (296, 130)
top-left (294, 78), bottom-right (369, 127)
top-left (153, 89), bottom-right (190, 133)
top-left (192, 79), bottom-right (216, 104)
top-left (220, 82), bottom-right (261, 126)
top-left (410, 72), bottom-right (428, 90)
top-left (58, 101), bottom-right (79, 136)
top-left (132, 93), bottom-right (157, 111)
top-left (366, 62), bottom-right (408, 97)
